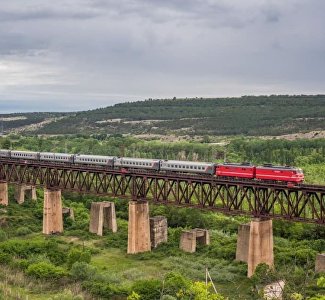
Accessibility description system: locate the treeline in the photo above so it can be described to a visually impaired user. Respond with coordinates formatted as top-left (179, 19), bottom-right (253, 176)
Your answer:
top-left (228, 138), bottom-right (325, 165)
top-left (0, 134), bottom-right (220, 162)
top-left (2, 134), bottom-right (325, 166)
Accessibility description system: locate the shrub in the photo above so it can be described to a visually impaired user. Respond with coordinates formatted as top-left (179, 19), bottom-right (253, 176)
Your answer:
top-left (0, 252), bottom-right (12, 264)
top-left (127, 291), bottom-right (141, 300)
top-left (67, 248), bottom-right (91, 269)
top-left (26, 261), bottom-right (67, 279)
top-left (70, 262), bottom-right (96, 281)
top-left (45, 239), bottom-right (68, 265)
top-left (16, 227), bottom-right (32, 236)
top-left (0, 239), bottom-right (47, 258)
top-left (131, 279), bottom-right (162, 300)
top-left (0, 229), bottom-right (7, 242)
top-left (49, 289), bottom-right (84, 300)
top-left (82, 281), bottom-right (128, 298)
top-left (163, 272), bottom-right (190, 296)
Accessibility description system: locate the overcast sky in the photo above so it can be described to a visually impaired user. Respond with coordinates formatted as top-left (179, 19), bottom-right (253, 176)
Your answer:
top-left (0, 0), bottom-right (324, 113)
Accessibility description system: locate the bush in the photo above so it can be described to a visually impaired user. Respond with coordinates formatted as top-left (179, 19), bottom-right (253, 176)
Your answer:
top-left (16, 227), bottom-right (32, 236)
top-left (0, 229), bottom-right (7, 242)
top-left (67, 248), bottom-right (91, 269)
top-left (0, 239), bottom-right (47, 258)
top-left (163, 272), bottom-right (190, 296)
top-left (45, 239), bottom-right (68, 266)
top-left (49, 289), bottom-right (84, 300)
top-left (0, 252), bottom-right (12, 264)
top-left (82, 281), bottom-right (128, 298)
top-left (26, 261), bottom-right (67, 279)
top-left (70, 262), bottom-right (96, 281)
top-left (131, 279), bottom-right (162, 300)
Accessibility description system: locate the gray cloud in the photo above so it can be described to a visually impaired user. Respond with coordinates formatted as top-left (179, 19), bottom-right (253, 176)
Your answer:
top-left (0, 0), bottom-right (324, 112)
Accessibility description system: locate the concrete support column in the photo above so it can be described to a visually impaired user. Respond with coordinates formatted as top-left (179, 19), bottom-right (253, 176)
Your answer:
top-left (89, 202), bottom-right (117, 236)
top-left (150, 216), bottom-right (168, 248)
top-left (180, 228), bottom-right (210, 253)
top-left (236, 219), bottom-right (274, 277)
top-left (0, 182), bottom-right (8, 206)
top-left (15, 184), bottom-right (37, 204)
top-left (127, 201), bottom-right (151, 254)
top-left (180, 230), bottom-right (197, 253)
top-left (43, 188), bottom-right (63, 235)
top-left (315, 253), bottom-right (325, 273)
top-left (236, 223), bottom-right (251, 262)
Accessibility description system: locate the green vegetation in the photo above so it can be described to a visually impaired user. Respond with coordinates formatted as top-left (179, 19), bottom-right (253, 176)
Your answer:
top-left (2, 95), bottom-right (325, 136)
top-left (36, 95), bottom-right (325, 136)
top-left (0, 134), bottom-right (324, 299)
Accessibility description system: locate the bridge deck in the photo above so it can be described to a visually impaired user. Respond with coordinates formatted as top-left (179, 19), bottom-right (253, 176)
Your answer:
top-left (0, 158), bottom-right (324, 224)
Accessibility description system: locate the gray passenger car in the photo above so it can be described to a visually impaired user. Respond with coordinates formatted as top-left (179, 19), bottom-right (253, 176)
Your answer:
top-left (74, 154), bottom-right (115, 167)
top-left (11, 150), bottom-right (39, 160)
top-left (40, 152), bottom-right (74, 163)
top-left (160, 160), bottom-right (215, 175)
top-left (115, 157), bottom-right (160, 170)
top-left (0, 149), bottom-right (11, 157)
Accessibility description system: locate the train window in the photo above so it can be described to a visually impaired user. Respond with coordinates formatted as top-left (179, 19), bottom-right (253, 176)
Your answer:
top-left (190, 166), bottom-right (193, 169)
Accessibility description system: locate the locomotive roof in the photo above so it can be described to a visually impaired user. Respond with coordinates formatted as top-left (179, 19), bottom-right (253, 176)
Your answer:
top-left (257, 165), bottom-right (298, 170)
top-left (218, 162), bottom-right (253, 167)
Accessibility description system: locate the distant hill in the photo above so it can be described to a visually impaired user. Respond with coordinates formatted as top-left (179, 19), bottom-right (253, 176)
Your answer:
top-left (0, 112), bottom-right (68, 135)
top-left (2, 95), bottom-right (325, 136)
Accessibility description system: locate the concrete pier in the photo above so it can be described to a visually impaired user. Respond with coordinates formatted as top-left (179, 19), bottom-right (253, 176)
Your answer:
top-left (315, 253), bottom-right (325, 273)
top-left (127, 201), bottom-right (151, 254)
top-left (150, 216), bottom-right (168, 248)
top-left (62, 207), bottom-right (75, 221)
top-left (235, 223), bottom-right (251, 262)
top-left (179, 228), bottom-right (210, 253)
top-left (43, 189), bottom-right (63, 235)
top-left (0, 182), bottom-right (8, 206)
top-left (89, 202), bottom-right (117, 236)
top-left (15, 184), bottom-right (37, 204)
top-left (236, 219), bottom-right (274, 277)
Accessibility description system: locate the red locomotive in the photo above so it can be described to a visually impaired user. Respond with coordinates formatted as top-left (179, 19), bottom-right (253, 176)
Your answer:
top-left (215, 162), bottom-right (304, 183)
top-left (216, 163), bottom-right (255, 179)
top-left (255, 164), bottom-right (304, 183)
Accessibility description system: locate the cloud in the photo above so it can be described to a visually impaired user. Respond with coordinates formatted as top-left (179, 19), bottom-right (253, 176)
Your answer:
top-left (0, 0), bottom-right (324, 112)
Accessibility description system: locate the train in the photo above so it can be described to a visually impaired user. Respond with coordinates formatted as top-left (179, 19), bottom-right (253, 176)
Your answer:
top-left (0, 149), bottom-right (305, 183)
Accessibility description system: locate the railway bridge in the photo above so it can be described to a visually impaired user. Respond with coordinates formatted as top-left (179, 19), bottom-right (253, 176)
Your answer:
top-left (0, 158), bottom-right (324, 276)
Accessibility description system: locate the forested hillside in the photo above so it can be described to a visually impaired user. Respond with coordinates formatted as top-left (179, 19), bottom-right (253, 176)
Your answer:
top-left (2, 95), bottom-right (325, 136)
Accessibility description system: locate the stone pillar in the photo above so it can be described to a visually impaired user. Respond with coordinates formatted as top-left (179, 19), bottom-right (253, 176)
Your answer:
top-left (236, 223), bottom-right (251, 262)
top-left (180, 230), bottom-right (197, 253)
top-left (195, 228), bottom-right (210, 245)
top-left (150, 216), bottom-right (168, 248)
top-left (180, 229), bottom-right (210, 253)
top-left (30, 186), bottom-right (37, 201)
top-left (236, 219), bottom-right (274, 277)
top-left (62, 207), bottom-right (75, 221)
top-left (89, 202), bottom-right (117, 236)
top-left (43, 189), bottom-right (63, 235)
top-left (127, 201), bottom-right (151, 254)
top-left (15, 184), bottom-right (37, 204)
top-left (315, 253), bottom-right (325, 273)
top-left (0, 182), bottom-right (8, 206)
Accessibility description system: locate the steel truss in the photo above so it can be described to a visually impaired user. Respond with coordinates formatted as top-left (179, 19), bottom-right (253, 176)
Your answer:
top-left (0, 159), bottom-right (324, 224)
